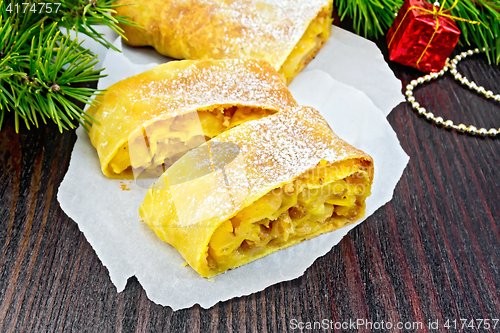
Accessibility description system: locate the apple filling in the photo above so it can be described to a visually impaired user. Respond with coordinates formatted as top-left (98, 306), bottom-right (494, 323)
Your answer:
top-left (107, 106), bottom-right (275, 178)
top-left (206, 161), bottom-right (372, 276)
top-left (279, 6), bottom-right (332, 84)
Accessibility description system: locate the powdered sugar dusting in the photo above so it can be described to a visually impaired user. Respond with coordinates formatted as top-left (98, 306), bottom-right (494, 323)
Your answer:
top-left (220, 106), bottom-right (351, 192)
top-left (87, 59), bottom-right (297, 166)
top-left (139, 60), bottom-right (293, 111)
top-left (117, 0), bottom-right (331, 70)
top-left (159, 106), bottom-right (368, 225)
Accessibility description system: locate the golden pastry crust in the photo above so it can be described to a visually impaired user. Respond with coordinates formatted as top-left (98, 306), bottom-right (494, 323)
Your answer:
top-left (86, 59), bottom-right (297, 178)
top-left (115, 0), bottom-right (333, 83)
top-left (139, 106), bottom-right (374, 277)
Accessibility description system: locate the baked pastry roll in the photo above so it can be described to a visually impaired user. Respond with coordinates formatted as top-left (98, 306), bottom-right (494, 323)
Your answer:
top-left (139, 106), bottom-right (374, 277)
top-left (86, 59), bottom-right (297, 178)
top-left (115, 0), bottom-right (333, 84)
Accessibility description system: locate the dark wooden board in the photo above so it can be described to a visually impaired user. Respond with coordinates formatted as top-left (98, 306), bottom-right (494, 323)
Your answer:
top-left (1, 44), bottom-right (499, 332)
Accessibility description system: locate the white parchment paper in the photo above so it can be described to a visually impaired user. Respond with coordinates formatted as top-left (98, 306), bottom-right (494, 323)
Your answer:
top-left (304, 27), bottom-right (404, 116)
top-left (57, 26), bottom-right (409, 310)
top-left (63, 25), bottom-right (118, 71)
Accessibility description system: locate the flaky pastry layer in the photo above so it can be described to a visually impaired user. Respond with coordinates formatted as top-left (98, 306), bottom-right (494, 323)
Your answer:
top-left (115, 0), bottom-right (333, 83)
top-left (86, 59), bottom-right (297, 178)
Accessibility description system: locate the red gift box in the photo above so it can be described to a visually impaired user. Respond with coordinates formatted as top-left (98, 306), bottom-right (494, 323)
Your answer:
top-left (387, 0), bottom-right (461, 73)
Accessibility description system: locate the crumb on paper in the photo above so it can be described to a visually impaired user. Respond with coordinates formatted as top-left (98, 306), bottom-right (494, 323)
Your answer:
top-left (119, 181), bottom-right (131, 191)
top-left (207, 277), bottom-right (214, 283)
top-left (181, 262), bottom-right (189, 267)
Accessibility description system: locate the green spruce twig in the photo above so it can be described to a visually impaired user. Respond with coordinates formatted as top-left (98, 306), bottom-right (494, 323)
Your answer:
top-left (334, 0), bottom-right (500, 65)
top-left (451, 0), bottom-right (500, 64)
top-left (0, 0), bottom-right (134, 132)
top-left (335, 0), bottom-right (403, 39)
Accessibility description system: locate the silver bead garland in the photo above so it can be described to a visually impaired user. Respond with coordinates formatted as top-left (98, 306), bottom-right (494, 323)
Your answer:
top-left (405, 48), bottom-right (499, 137)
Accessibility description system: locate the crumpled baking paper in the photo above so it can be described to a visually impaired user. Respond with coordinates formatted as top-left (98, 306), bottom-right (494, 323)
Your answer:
top-left (57, 26), bottom-right (408, 310)
top-left (304, 27), bottom-right (404, 116)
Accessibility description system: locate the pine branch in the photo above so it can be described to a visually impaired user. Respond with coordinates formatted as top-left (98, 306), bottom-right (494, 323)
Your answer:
top-left (335, 0), bottom-right (403, 38)
top-left (334, 0), bottom-right (500, 65)
top-left (0, 0), bottom-right (134, 132)
top-left (55, 0), bottom-right (140, 51)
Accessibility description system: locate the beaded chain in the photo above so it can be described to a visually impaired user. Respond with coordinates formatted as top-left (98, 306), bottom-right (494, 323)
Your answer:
top-left (405, 48), bottom-right (499, 137)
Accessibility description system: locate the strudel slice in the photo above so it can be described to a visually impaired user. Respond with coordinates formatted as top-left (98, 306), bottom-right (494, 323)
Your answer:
top-left (115, 0), bottom-right (333, 84)
top-left (86, 59), bottom-right (297, 178)
top-left (139, 106), bottom-right (374, 277)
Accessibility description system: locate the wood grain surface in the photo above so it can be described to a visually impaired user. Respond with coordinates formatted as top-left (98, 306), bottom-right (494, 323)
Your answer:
top-left (0, 43), bottom-right (499, 332)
